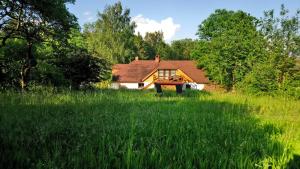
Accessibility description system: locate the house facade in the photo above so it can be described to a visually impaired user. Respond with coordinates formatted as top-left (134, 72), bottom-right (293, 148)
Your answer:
top-left (112, 55), bottom-right (210, 90)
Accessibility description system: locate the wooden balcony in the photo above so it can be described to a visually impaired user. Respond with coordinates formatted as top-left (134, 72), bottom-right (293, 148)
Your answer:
top-left (153, 75), bottom-right (185, 85)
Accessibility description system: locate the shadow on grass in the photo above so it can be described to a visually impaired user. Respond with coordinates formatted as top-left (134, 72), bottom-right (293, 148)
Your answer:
top-left (287, 154), bottom-right (300, 169)
top-left (0, 91), bottom-right (294, 168)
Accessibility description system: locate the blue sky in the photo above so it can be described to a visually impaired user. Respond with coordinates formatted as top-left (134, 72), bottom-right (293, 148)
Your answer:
top-left (67, 0), bottom-right (300, 42)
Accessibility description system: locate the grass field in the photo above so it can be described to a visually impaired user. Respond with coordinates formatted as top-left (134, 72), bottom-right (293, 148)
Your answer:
top-left (0, 90), bottom-right (299, 168)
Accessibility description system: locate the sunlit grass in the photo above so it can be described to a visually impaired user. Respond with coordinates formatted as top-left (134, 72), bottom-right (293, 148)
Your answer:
top-left (0, 90), bottom-right (299, 168)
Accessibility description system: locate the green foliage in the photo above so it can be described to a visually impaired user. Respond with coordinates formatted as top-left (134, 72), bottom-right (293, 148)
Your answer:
top-left (1, 1), bottom-right (298, 97)
top-left (236, 5), bottom-right (300, 96)
top-left (237, 63), bottom-right (279, 93)
top-left (170, 39), bottom-right (197, 60)
top-left (1, 17), bottom-right (110, 90)
top-left (50, 28), bottom-right (112, 89)
top-left (255, 5), bottom-right (300, 93)
top-left (0, 39), bottom-right (26, 89)
top-left (68, 28), bottom-right (87, 49)
top-left (0, 0), bottom-right (77, 44)
top-left (0, 90), bottom-right (299, 168)
top-left (32, 61), bottom-right (68, 87)
top-left (193, 6), bottom-right (300, 96)
top-left (84, 2), bottom-right (136, 64)
top-left (197, 9), bottom-right (257, 40)
top-left (143, 31), bottom-right (175, 59)
top-left (132, 33), bottom-right (148, 59)
top-left (55, 48), bottom-right (111, 89)
top-left (193, 9), bottom-right (266, 90)
top-left (0, 0), bottom-right (77, 90)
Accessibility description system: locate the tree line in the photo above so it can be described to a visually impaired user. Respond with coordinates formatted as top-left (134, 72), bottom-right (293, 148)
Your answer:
top-left (193, 5), bottom-right (300, 97)
top-left (0, 1), bottom-right (299, 97)
top-left (0, 1), bottom-right (194, 91)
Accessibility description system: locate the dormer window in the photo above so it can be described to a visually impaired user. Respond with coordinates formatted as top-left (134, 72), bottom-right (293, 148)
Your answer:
top-left (158, 69), bottom-right (176, 80)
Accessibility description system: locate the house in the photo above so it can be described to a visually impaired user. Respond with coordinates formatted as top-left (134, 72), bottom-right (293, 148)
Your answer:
top-left (111, 55), bottom-right (210, 91)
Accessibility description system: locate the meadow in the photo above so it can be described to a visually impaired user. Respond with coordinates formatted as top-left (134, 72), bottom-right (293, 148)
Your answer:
top-left (0, 89), bottom-right (299, 169)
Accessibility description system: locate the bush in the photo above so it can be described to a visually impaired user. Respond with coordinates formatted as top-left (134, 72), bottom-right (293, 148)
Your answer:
top-left (237, 64), bottom-right (279, 95)
top-left (32, 61), bottom-right (69, 87)
top-left (55, 48), bottom-right (111, 89)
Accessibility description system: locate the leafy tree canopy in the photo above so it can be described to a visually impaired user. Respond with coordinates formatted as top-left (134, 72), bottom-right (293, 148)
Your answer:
top-left (193, 9), bottom-right (266, 90)
top-left (197, 9), bottom-right (258, 41)
top-left (171, 39), bottom-right (197, 60)
top-left (84, 2), bottom-right (136, 64)
top-left (242, 5), bottom-right (300, 94)
top-left (0, 0), bottom-right (77, 90)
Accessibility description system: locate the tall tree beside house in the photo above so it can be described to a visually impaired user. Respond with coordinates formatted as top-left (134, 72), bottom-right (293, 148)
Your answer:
top-left (83, 2), bottom-right (136, 64)
top-left (132, 33), bottom-right (152, 60)
top-left (193, 9), bottom-right (266, 90)
top-left (241, 5), bottom-right (300, 95)
top-left (262, 6), bottom-right (299, 90)
top-left (54, 47), bottom-right (111, 89)
top-left (171, 39), bottom-right (197, 60)
top-left (143, 31), bottom-right (162, 59)
top-left (143, 31), bottom-right (174, 60)
top-left (0, 0), bottom-right (77, 90)
top-left (36, 29), bottom-right (111, 89)
top-left (144, 31), bottom-right (164, 47)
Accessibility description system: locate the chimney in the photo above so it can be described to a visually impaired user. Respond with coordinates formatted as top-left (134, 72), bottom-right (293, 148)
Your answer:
top-left (155, 55), bottom-right (160, 62)
top-left (135, 56), bottom-right (139, 61)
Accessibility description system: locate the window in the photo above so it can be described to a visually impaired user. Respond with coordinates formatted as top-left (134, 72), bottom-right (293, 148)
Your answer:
top-left (171, 70), bottom-right (176, 77)
top-left (164, 70), bottom-right (169, 80)
top-left (158, 70), bottom-right (164, 80)
top-left (158, 69), bottom-right (176, 80)
top-left (138, 83), bottom-right (144, 88)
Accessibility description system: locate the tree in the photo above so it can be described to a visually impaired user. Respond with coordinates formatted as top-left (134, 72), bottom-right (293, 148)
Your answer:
top-left (143, 31), bottom-right (173, 59)
top-left (46, 29), bottom-right (111, 89)
top-left (55, 48), bottom-right (111, 89)
top-left (0, 0), bottom-right (77, 90)
top-left (0, 38), bottom-right (26, 89)
top-left (171, 39), bottom-right (197, 60)
top-left (31, 29), bottom-right (86, 88)
top-left (84, 2), bottom-right (136, 64)
top-left (196, 9), bottom-right (247, 40)
top-left (132, 33), bottom-right (149, 60)
top-left (193, 9), bottom-right (266, 90)
top-left (258, 5), bottom-right (300, 89)
top-left (237, 5), bottom-right (300, 96)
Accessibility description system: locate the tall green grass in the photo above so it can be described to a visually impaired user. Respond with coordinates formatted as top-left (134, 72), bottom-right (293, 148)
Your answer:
top-left (0, 90), bottom-right (299, 168)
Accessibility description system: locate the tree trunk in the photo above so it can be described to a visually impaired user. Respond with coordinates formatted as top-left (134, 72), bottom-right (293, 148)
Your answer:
top-left (20, 42), bottom-right (36, 91)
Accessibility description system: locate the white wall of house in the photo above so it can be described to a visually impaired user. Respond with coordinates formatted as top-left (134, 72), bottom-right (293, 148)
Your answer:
top-left (196, 84), bottom-right (205, 90)
top-left (119, 83), bottom-right (139, 89)
top-left (183, 83), bottom-right (205, 90)
top-left (111, 82), bottom-right (155, 89)
top-left (112, 82), bottom-right (204, 90)
top-left (111, 82), bottom-right (120, 89)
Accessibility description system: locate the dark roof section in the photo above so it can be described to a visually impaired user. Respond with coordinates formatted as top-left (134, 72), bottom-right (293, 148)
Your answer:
top-left (112, 59), bottom-right (209, 83)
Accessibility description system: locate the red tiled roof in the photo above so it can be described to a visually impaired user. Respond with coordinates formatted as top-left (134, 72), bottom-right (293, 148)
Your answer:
top-left (112, 59), bottom-right (209, 83)
top-left (113, 60), bottom-right (158, 82)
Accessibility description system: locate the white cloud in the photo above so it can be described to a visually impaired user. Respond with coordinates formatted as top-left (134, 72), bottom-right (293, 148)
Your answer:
top-left (87, 16), bottom-right (94, 21)
top-left (83, 11), bottom-right (94, 22)
top-left (83, 11), bottom-right (91, 16)
top-left (132, 15), bottom-right (181, 42)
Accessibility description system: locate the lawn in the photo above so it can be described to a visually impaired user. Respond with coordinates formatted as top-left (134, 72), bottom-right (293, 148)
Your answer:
top-left (0, 90), bottom-right (299, 168)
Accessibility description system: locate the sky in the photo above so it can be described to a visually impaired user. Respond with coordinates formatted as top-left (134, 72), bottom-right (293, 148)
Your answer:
top-left (67, 0), bottom-right (300, 42)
